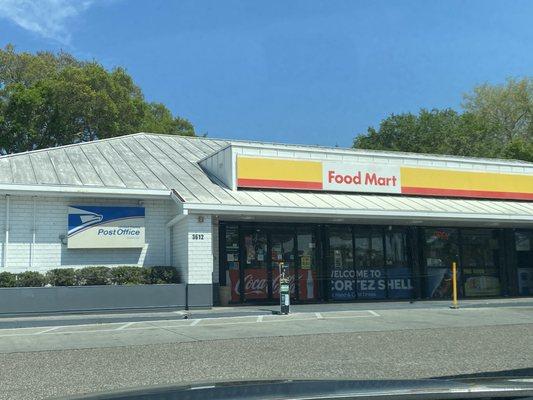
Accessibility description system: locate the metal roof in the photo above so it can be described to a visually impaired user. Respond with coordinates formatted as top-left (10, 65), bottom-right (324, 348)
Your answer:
top-left (0, 133), bottom-right (531, 223)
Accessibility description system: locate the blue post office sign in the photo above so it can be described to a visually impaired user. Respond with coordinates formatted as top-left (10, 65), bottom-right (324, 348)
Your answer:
top-left (67, 206), bottom-right (145, 249)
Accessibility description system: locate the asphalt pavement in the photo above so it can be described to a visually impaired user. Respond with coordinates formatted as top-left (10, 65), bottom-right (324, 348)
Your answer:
top-left (0, 299), bottom-right (531, 400)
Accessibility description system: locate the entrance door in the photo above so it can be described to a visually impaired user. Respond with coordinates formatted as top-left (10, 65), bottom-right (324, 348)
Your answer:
top-left (271, 231), bottom-right (296, 300)
top-left (515, 230), bottom-right (533, 295)
top-left (241, 228), bottom-right (269, 301)
top-left (327, 226), bottom-right (356, 300)
top-left (422, 228), bottom-right (460, 299)
top-left (461, 229), bottom-right (502, 297)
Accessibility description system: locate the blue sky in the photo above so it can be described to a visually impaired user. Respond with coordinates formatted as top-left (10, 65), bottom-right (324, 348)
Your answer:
top-left (1, 0), bottom-right (532, 147)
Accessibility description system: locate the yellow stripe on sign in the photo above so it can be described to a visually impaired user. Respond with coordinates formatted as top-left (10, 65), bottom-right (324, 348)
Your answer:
top-left (237, 156), bottom-right (322, 182)
top-left (401, 167), bottom-right (533, 194)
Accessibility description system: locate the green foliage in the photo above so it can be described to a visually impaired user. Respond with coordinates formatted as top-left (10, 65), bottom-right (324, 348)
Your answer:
top-left (46, 268), bottom-right (76, 286)
top-left (0, 44), bottom-right (195, 154)
top-left (110, 266), bottom-right (149, 285)
top-left (75, 266), bottom-right (111, 286)
top-left (15, 271), bottom-right (46, 287)
top-left (354, 78), bottom-right (533, 162)
top-left (354, 109), bottom-right (498, 158)
top-left (0, 266), bottom-right (179, 288)
top-left (148, 266), bottom-right (181, 284)
top-left (0, 271), bottom-right (17, 287)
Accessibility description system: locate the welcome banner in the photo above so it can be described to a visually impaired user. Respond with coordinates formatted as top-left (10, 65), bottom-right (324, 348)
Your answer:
top-left (236, 156), bottom-right (533, 201)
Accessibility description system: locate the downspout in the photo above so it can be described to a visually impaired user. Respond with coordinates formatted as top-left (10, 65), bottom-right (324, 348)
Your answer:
top-left (30, 196), bottom-right (36, 269)
top-left (3, 195), bottom-right (9, 268)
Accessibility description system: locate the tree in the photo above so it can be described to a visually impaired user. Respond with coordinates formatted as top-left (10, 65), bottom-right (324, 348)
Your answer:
top-left (354, 109), bottom-right (499, 158)
top-left (0, 45), bottom-right (195, 154)
top-left (354, 78), bottom-right (533, 162)
top-left (463, 78), bottom-right (533, 142)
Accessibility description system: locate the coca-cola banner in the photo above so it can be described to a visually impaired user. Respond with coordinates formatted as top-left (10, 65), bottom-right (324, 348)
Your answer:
top-left (229, 268), bottom-right (269, 301)
top-left (229, 267), bottom-right (318, 301)
top-left (271, 268), bottom-right (297, 299)
top-left (298, 269), bottom-right (318, 300)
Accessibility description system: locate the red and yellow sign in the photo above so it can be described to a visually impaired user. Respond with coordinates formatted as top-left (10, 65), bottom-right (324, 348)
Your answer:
top-left (236, 156), bottom-right (533, 201)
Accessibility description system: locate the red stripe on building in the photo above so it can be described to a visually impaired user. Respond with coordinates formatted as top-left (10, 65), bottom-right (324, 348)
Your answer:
top-left (401, 186), bottom-right (533, 201)
top-left (237, 178), bottom-right (323, 190)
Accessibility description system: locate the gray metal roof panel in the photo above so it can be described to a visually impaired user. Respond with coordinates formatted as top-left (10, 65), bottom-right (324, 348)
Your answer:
top-left (65, 146), bottom-right (103, 186)
top-left (29, 152), bottom-right (59, 185)
top-left (47, 149), bottom-right (82, 186)
top-left (0, 158), bottom-right (13, 184)
top-left (96, 142), bottom-right (147, 189)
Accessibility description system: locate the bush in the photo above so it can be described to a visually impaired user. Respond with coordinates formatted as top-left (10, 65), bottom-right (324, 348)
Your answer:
top-left (110, 266), bottom-right (148, 285)
top-left (149, 266), bottom-right (180, 284)
top-left (16, 271), bottom-right (46, 287)
top-left (0, 266), bottom-right (179, 288)
top-left (0, 272), bottom-right (17, 287)
top-left (75, 266), bottom-right (110, 286)
top-left (46, 268), bottom-right (76, 286)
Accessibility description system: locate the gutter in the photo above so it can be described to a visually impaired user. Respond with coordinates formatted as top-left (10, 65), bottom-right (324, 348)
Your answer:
top-left (0, 184), bottom-right (171, 199)
top-left (180, 202), bottom-right (533, 223)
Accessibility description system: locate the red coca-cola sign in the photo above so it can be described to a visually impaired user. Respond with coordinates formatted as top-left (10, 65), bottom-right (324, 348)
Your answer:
top-left (229, 268), bottom-right (318, 301)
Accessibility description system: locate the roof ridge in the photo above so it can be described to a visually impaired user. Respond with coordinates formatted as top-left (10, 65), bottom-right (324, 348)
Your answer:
top-left (1, 132), bottom-right (531, 166)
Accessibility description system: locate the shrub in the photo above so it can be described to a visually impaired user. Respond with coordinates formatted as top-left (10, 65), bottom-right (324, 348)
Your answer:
top-left (75, 266), bottom-right (110, 286)
top-left (149, 266), bottom-right (180, 284)
top-left (46, 268), bottom-right (76, 286)
top-left (110, 266), bottom-right (148, 285)
top-left (16, 271), bottom-right (46, 287)
top-left (0, 272), bottom-right (17, 287)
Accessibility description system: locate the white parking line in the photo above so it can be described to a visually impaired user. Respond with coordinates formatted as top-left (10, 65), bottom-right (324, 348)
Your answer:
top-left (36, 326), bottom-right (60, 334)
top-left (0, 310), bottom-right (381, 338)
top-left (115, 322), bottom-right (136, 330)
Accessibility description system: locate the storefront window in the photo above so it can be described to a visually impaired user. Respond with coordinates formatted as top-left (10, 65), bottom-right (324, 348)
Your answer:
top-left (516, 231), bottom-right (533, 295)
top-left (225, 225), bottom-right (241, 302)
top-left (328, 227), bottom-right (355, 300)
top-left (297, 228), bottom-right (319, 301)
top-left (423, 228), bottom-right (459, 299)
top-left (461, 229), bottom-right (501, 297)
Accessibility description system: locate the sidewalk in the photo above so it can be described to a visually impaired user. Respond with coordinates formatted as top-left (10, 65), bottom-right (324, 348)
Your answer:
top-left (1, 297), bottom-right (532, 330)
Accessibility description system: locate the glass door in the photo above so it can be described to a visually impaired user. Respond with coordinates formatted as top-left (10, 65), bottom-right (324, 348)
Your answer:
top-left (296, 227), bottom-right (320, 301)
top-left (242, 227), bottom-right (269, 301)
top-left (327, 226), bottom-right (356, 300)
top-left (461, 229), bottom-right (502, 297)
top-left (354, 228), bottom-right (386, 299)
top-left (515, 230), bottom-right (533, 295)
top-left (422, 228), bottom-right (460, 299)
top-left (271, 230), bottom-right (296, 300)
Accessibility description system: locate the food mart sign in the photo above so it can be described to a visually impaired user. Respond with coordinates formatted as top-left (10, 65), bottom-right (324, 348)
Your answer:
top-left (236, 156), bottom-right (533, 200)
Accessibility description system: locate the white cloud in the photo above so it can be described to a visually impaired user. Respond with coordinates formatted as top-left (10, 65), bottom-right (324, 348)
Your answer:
top-left (0, 0), bottom-right (96, 43)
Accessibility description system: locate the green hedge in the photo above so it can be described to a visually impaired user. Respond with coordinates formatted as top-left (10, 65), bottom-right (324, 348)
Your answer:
top-left (0, 266), bottom-right (180, 288)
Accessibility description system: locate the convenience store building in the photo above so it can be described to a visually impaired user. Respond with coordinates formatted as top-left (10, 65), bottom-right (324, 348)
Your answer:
top-left (0, 133), bottom-right (532, 307)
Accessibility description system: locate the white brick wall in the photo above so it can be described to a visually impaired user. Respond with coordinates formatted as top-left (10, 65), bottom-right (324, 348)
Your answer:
top-left (172, 218), bottom-right (189, 282)
top-left (0, 195), bottom-right (174, 273)
top-left (170, 214), bottom-right (214, 285)
top-left (187, 215), bottom-right (213, 284)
